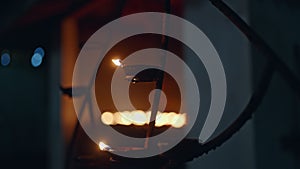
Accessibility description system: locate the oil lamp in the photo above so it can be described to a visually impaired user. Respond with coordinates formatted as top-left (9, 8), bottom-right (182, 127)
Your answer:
top-left (112, 59), bottom-right (123, 67)
top-left (100, 111), bottom-right (186, 128)
top-left (60, 0), bottom-right (300, 168)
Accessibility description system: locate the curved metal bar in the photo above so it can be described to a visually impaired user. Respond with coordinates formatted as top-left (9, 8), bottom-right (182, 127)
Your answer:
top-left (199, 63), bottom-right (274, 157)
top-left (192, 0), bottom-right (296, 158)
top-left (210, 0), bottom-right (300, 97)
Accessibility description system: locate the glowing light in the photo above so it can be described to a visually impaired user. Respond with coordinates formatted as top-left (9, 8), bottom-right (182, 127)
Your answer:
top-left (113, 112), bottom-right (121, 124)
top-left (171, 114), bottom-right (186, 128)
top-left (31, 47), bottom-right (45, 67)
top-left (31, 53), bottom-right (43, 67)
top-left (114, 112), bottom-right (132, 125)
top-left (145, 111), bottom-right (151, 124)
top-left (1, 53), bottom-right (10, 66)
top-left (166, 112), bottom-right (177, 125)
top-left (101, 112), bottom-right (114, 125)
top-left (112, 59), bottom-right (123, 67)
top-left (155, 112), bottom-right (169, 127)
top-left (118, 111), bottom-right (132, 125)
top-left (100, 111), bottom-right (187, 128)
top-left (99, 141), bottom-right (113, 151)
top-left (131, 110), bottom-right (147, 126)
top-left (34, 47), bottom-right (45, 57)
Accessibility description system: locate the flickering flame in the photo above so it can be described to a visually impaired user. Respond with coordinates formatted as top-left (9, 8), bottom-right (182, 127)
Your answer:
top-left (99, 141), bottom-right (113, 151)
top-left (101, 111), bottom-right (187, 128)
top-left (112, 59), bottom-right (123, 67)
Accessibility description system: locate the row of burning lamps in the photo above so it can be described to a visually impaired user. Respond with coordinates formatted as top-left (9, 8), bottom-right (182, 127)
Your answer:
top-left (97, 59), bottom-right (187, 151)
top-left (101, 111), bottom-right (187, 128)
top-left (1, 47), bottom-right (45, 67)
top-left (109, 59), bottom-right (187, 128)
top-left (99, 111), bottom-right (186, 152)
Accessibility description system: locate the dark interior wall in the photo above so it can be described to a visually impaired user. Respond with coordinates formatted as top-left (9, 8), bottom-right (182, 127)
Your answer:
top-left (250, 1), bottom-right (300, 169)
top-left (0, 20), bottom-right (59, 168)
top-left (0, 52), bottom-right (47, 168)
top-left (1, 1), bottom-right (300, 169)
top-left (184, 1), bottom-right (255, 169)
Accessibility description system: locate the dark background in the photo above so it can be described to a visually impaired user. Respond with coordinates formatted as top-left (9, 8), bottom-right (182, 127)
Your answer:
top-left (0, 0), bottom-right (299, 169)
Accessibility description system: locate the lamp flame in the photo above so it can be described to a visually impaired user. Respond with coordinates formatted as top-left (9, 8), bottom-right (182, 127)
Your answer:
top-left (112, 59), bottom-right (123, 67)
top-left (99, 141), bottom-right (113, 151)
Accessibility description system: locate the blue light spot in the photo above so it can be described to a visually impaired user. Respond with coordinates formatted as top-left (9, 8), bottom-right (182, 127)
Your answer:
top-left (34, 47), bottom-right (45, 58)
top-left (1, 53), bottom-right (11, 66)
top-left (31, 53), bottom-right (43, 67)
top-left (31, 47), bottom-right (45, 67)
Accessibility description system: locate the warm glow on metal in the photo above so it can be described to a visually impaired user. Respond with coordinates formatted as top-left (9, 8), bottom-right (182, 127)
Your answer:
top-left (99, 141), bottom-right (112, 151)
top-left (101, 111), bottom-right (186, 128)
top-left (112, 59), bottom-right (123, 67)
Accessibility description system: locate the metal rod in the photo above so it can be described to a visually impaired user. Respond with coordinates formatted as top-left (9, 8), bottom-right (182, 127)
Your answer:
top-left (201, 63), bottom-right (275, 156)
top-left (144, 0), bottom-right (171, 148)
